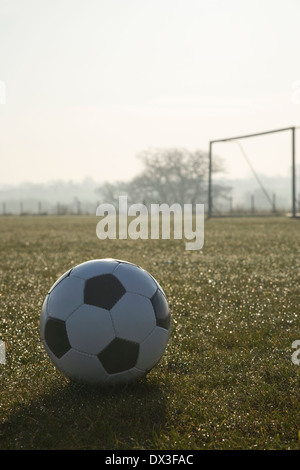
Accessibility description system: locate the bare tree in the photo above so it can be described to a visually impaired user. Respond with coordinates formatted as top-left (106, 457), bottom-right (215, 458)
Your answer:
top-left (97, 147), bottom-right (228, 207)
top-left (131, 147), bottom-right (226, 206)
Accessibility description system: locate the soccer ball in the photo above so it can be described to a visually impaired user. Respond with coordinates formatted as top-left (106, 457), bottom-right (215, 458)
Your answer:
top-left (40, 259), bottom-right (171, 386)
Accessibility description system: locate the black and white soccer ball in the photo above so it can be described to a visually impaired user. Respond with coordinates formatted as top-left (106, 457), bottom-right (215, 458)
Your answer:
top-left (40, 259), bottom-right (171, 386)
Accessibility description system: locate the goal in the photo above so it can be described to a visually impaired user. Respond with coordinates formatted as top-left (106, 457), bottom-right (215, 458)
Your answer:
top-left (207, 127), bottom-right (298, 218)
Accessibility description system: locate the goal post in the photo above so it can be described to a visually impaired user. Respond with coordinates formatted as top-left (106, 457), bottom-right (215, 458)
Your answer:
top-left (207, 126), bottom-right (297, 218)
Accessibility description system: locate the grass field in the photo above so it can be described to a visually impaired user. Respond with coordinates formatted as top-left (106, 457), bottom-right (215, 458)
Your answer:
top-left (0, 215), bottom-right (299, 450)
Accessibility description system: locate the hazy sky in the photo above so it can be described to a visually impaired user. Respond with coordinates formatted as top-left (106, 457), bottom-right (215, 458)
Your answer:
top-left (0, 0), bottom-right (299, 185)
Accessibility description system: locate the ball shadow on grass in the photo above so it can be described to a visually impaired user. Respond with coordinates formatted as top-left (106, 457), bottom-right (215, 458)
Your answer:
top-left (0, 377), bottom-right (167, 450)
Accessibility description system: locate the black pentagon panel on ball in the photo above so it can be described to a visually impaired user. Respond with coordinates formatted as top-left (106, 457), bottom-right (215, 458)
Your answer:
top-left (84, 274), bottom-right (126, 310)
top-left (151, 289), bottom-right (171, 330)
top-left (44, 317), bottom-right (71, 359)
top-left (98, 337), bottom-right (140, 374)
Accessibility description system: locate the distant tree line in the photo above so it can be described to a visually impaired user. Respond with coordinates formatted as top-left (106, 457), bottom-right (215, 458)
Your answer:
top-left (0, 146), bottom-right (295, 215)
top-left (0, 148), bottom-right (232, 215)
